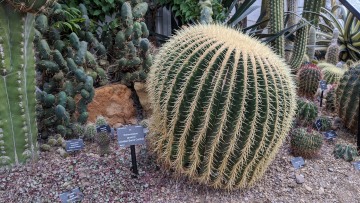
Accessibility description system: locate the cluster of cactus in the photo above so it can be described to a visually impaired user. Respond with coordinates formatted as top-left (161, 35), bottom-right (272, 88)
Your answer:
top-left (40, 134), bottom-right (66, 151)
top-left (335, 64), bottom-right (360, 134)
top-left (290, 128), bottom-right (323, 158)
top-left (95, 116), bottom-right (111, 156)
top-left (334, 144), bottom-right (358, 162)
top-left (34, 3), bottom-right (110, 138)
top-left (325, 85), bottom-right (337, 112)
top-left (296, 98), bottom-right (318, 126)
top-left (314, 116), bottom-right (331, 131)
top-left (147, 24), bottom-right (297, 189)
top-left (297, 63), bottom-right (322, 99)
top-left (104, 1), bottom-right (152, 85)
top-left (0, 0), bottom-right (55, 166)
top-left (321, 65), bottom-right (345, 84)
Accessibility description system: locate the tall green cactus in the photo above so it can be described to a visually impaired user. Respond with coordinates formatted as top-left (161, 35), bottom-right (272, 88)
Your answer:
top-left (269, 0), bottom-right (285, 57)
top-left (302, 0), bottom-right (324, 26)
top-left (307, 26), bottom-right (316, 60)
top-left (147, 24), bottom-right (297, 189)
top-left (289, 21), bottom-right (309, 73)
top-left (0, 1), bottom-right (53, 166)
top-left (336, 64), bottom-right (360, 134)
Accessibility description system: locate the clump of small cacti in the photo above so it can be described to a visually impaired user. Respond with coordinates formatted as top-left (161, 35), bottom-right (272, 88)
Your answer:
top-left (297, 63), bottom-right (322, 99)
top-left (95, 116), bottom-right (111, 156)
top-left (334, 144), bottom-right (358, 162)
top-left (291, 128), bottom-right (323, 158)
top-left (296, 98), bottom-right (318, 126)
top-left (147, 24), bottom-right (297, 190)
top-left (104, 1), bottom-right (153, 85)
top-left (325, 85), bottom-right (337, 112)
top-left (321, 65), bottom-right (345, 84)
top-left (314, 116), bottom-right (331, 131)
top-left (0, 0), bottom-right (55, 166)
top-left (335, 64), bottom-right (360, 134)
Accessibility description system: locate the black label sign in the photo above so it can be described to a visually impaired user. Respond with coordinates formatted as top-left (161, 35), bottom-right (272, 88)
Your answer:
top-left (96, 125), bottom-right (111, 133)
top-left (291, 157), bottom-right (305, 169)
top-left (59, 188), bottom-right (84, 203)
top-left (324, 130), bottom-right (337, 140)
top-left (315, 119), bottom-right (322, 130)
top-left (319, 80), bottom-right (327, 90)
top-left (353, 161), bottom-right (360, 171)
top-left (65, 139), bottom-right (84, 152)
top-left (117, 125), bottom-right (145, 147)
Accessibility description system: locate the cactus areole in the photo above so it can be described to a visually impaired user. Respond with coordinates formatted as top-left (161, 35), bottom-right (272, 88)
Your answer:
top-left (147, 24), bottom-right (297, 190)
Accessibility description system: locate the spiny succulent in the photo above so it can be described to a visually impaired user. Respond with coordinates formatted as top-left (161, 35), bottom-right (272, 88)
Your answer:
top-left (325, 85), bottom-right (337, 112)
top-left (314, 116), bottom-right (331, 131)
top-left (84, 123), bottom-right (96, 141)
top-left (296, 98), bottom-right (318, 126)
top-left (95, 116), bottom-right (111, 156)
top-left (147, 24), bottom-right (297, 190)
top-left (334, 144), bottom-right (358, 162)
top-left (297, 63), bottom-right (322, 99)
top-left (291, 128), bottom-right (323, 158)
top-left (322, 65), bottom-right (345, 84)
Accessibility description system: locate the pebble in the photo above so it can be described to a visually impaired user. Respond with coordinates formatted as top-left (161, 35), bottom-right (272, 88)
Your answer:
top-left (319, 187), bottom-right (325, 194)
top-left (328, 168), bottom-right (334, 172)
top-left (304, 184), bottom-right (312, 192)
top-left (295, 174), bottom-right (305, 184)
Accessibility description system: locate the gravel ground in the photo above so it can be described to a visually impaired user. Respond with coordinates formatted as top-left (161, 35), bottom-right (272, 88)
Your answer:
top-left (1, 128), bottom-right (360, 203)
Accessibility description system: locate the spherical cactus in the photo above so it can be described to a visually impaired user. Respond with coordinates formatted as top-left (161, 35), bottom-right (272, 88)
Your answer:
top-left (297, 63), bottom-right (322, 99)
top-left (147, 24), bottom-right (297, 189)
top-left (321, 65), bottom-right (345, 84)
top-left (333, 144), bottom-right (358, 162)
top-left (335, 65), bottom-right (360, 134)
top-left (95, 116), bottom-right (111, 156)
top-left (296, 98), bottom-right (318, 126)
top-left (290, 128), bottom-right (323, 158)
top-left (84, 123), bottom-right (96, 141)
top-left (314, 116), bottom-right (331, 131)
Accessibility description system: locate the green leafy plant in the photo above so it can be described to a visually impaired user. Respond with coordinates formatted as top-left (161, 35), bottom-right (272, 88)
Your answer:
top-left (51, 6), bottom-right (85, 33)
top-left (147, 24), bottom-right (297, 189)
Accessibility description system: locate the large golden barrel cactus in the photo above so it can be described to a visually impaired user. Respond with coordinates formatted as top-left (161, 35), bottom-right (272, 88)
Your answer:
top-left (147, 24), bottom-right (297, 190)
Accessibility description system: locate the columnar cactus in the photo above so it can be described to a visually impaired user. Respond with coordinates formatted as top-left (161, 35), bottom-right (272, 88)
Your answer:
top-left (302, 0), bottom-right (324, 26)
top-left (147, 24), bottom-right (297, 189)
top-left (297, 63), bottom-right (322, 99)
top-left (307, 26), bottom-right (316, 60)
top-left (296, 98), bottom-right (318, 126)
top-left (289, 21), bottom-right (309, 73)
top-left (269, 0), bottom-right (285, 57)
top-left (95, 116), bottom-right (111, 156)
top-left (325, 42), bottom-right (340, 65)
top-left (291, 128), bottom-right (323, 158)
top-left (0, 0), bottom-right (53, 166)
top-left (321, 65), bottom-right (345, 84)
top-left (285, 0), bottom-right (298, 61)
top-left (325, 85), bottom-right (336, 112)
top-left (335, 64), bottom-right (360, 134)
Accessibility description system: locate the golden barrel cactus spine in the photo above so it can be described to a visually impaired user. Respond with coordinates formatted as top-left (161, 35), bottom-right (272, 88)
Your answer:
top-left (147, 24), bottom-right (297, 190)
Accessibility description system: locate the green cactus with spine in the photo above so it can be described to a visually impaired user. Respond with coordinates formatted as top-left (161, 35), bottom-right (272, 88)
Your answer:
top-left (290, 128), bottom-right (323, 158)
top-left (296, 98), bottom-right (318, 126)
top-left (84, 123), bottom-right (96, 141)
top-left (334, 144), bottom-right (358, 162)
top-left (335, 64), bottom-right (360, 134)
top-left (0, 0), bottom-right (54, 166)
top-left (321, 65), bottom-right (345, 84)
top-left (325, 28), bottom-right (340, 65)
top-left (297, 63), bottom-right (322, 99)
top-left (289, 21), bottom-right (309, 73)
top-left (95, 116), bottom-right (111, 156)
top-left (325, 85), bottom-right (337, 112)
top-left (147, 24), bottom-right (297, 190)
top-left (314, 116), bottom-right (331, 131)
top-left (269, 0), bottom-right (284, 57)
top-left (302, 0), bottom-right (324, 26)
top-left (307, 26), bottom-right (316, 60)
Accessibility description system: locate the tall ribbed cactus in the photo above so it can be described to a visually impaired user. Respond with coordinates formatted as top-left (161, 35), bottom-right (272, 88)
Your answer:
top-left (336, 65), bottom-right (360, 134)
top-left (147, 24), bottom-right (297, 189)
top-left (285, 0), bottom-right (298, 61)
top-left (269, 0), bottom-right (285, 57)
top-left (297, 63), bottom-right (322, 99)
top-left (0, 0), bottom-right (53, 166)
top-left (289, 21), bottom-right (309, 73)
top-left (307, 26), bottom-right (316, 60)
top-left (302, 0), bottom-right (324, 26)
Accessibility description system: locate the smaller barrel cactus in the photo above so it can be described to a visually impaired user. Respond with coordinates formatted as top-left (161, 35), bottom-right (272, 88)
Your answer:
top-left (95, 116), bottom-right (111, 156)
top-left (291, 128), bottom-right (323, 158)
top-left (334, 144), bottom-right (358, 162)
top-left (297, 63), bottom-right (322, 99)
top-left (314, 116), bottom-right (331, 131)
top-left (322, 65), bottom-right (345, 84)
top-left (84, 123), bottom-right (96, 141)
top-left (296, 98), bottom-right (318, 126)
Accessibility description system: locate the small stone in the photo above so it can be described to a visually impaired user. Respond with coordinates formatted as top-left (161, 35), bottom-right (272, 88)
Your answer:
top-left (328, 168), bottom-right (334, 172)
top-left (319, 187), bottom-right (325, 194)
top-left (295, 174), bottom-right (305, 184)
top-left (304, 184), bottom-right (312, 191)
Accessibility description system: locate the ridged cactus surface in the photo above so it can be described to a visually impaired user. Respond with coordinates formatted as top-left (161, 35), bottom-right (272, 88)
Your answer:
top-left (335, 65), bottom-right (360, 134)
top-left (269, 0), bottom-right (284, 57)
top-left (334, 144), bottom-right (358, 162)
top-left (0, 1), bottom-right (51, 166)
top-left (325, 85), bottom-right (336, 112)
top-left (297, 63), bottom-right (322, 99)
top-left (322, 66), bottom-right (345, 84)
top-left (291, 128), bottom-right (323, 158)
top-left (307, 26), bottom-right (316, 60)
top-left (302, 0), bottom-right (324, 26)
top-left (147, 24), bottom-right (297, 189)
top-left (296, 98), bottom-right (318, 126)
top-left (289, 22), bottom-right (309, 73)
